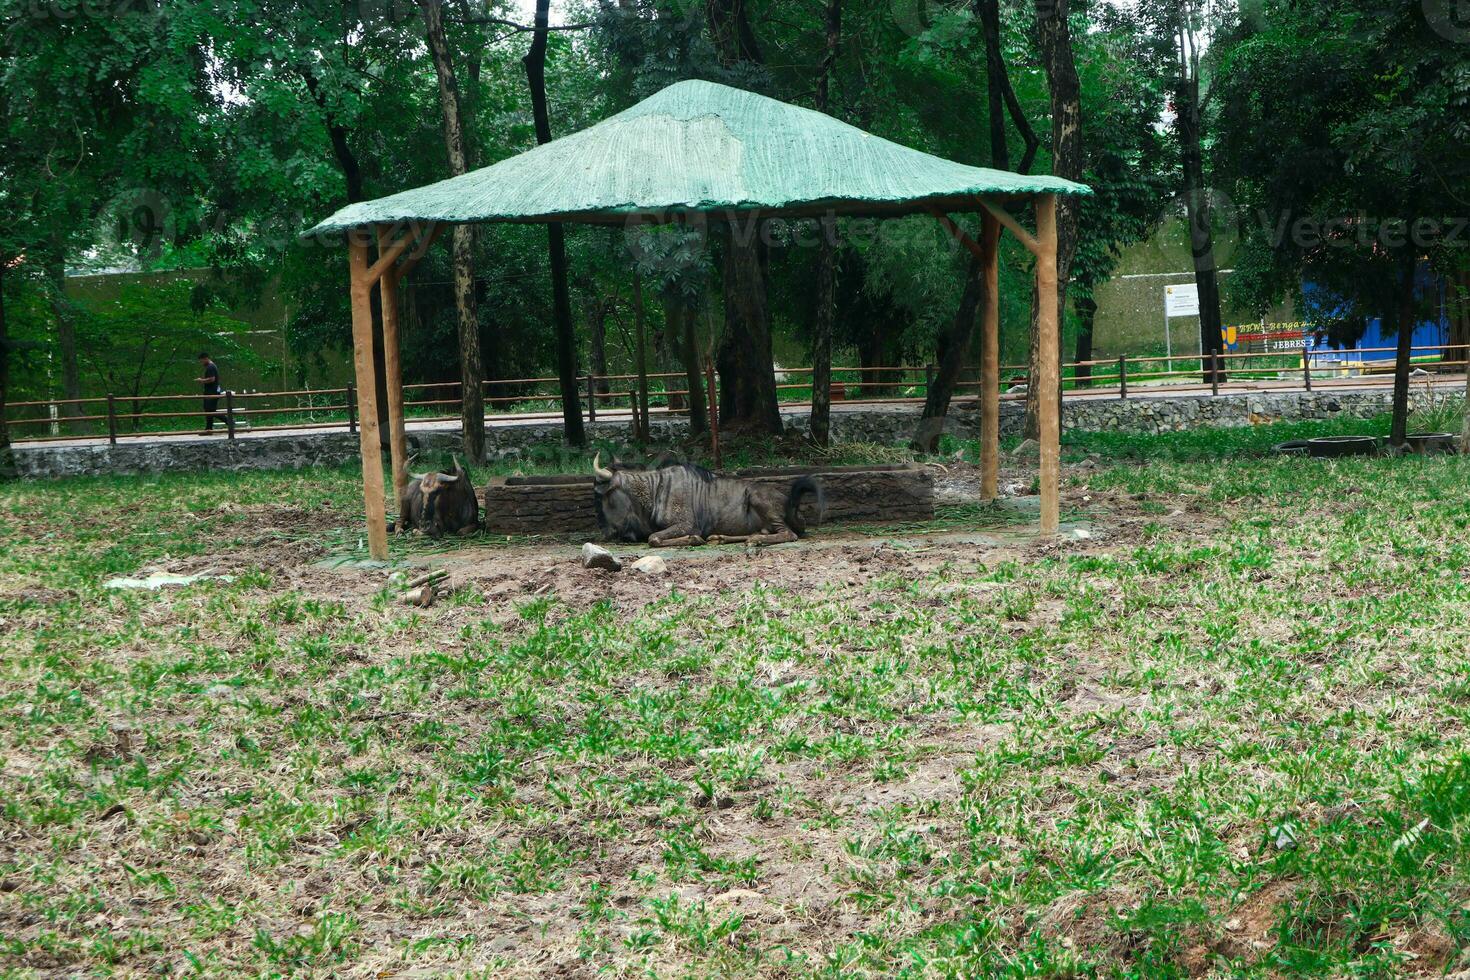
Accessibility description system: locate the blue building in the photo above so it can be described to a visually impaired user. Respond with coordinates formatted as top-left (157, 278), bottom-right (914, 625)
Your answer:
top-left (1302, 269), bottom-right (1449, 368)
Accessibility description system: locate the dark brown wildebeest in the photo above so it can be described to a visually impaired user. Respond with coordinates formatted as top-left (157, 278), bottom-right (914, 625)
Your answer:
top-left (592, 454), bottom-right (823, 547)
top-left (399, 457), bottom-right (479, 538)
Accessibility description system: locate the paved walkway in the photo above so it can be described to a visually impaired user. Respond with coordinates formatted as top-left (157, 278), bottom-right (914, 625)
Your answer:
top-left (15, 372), bottom-right (1466, 452)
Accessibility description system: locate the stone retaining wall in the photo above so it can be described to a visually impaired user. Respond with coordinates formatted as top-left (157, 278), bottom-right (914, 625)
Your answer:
top-left (482, 464), bottom-right (934, 536)
top-left (13, 387), bottom-right (1426, 479)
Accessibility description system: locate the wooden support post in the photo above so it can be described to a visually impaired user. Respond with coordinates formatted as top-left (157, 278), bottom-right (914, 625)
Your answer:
top-left (346, 383), bottom-right (357, 434)
top-left (1035, 194), bottom-right (1060, 536)
top-left (978, 200), bottom-right (1040, 254)
top-left (1210, 352), bottom-right (1220, 397)
top-left (1117, 356), bottom-right (1128, 399)
top-left (377, 226), bottom-right (411, 504)
top-left (348, 236), bottom-right (390, 561)
top-left (106, 394), bottom-right (118, 446)
top-left (979, 210), bottom-right (1001, 502)
top-left (224, 390), bottom-right (237, 440)
top-left (1302, 354), bottom-right (1313, 392)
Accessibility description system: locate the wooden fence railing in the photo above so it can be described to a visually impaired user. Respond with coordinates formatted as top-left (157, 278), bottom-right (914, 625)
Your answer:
top-left (7, 343), bottom-right (1466, 445)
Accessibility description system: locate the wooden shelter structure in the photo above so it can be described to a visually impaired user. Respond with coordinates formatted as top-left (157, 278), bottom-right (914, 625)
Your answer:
top-left (307, 80), bottom-right (1091, 559)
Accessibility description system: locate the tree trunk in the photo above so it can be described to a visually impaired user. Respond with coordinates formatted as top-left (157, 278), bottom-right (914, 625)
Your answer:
top-left (587, 295), bottom-right (611, 395)
top-left (44, 248), bottom-right (83, 430)
top-left (1463, 333), bottom-right (1470, 455)
top-left (419, 0), bottom-right (486, 460)
top-left (0, 254), bottom-right (14, 479)
top-left (809, 0), bottom-right (842, 448)
top-left (1177, 70), bottom-right (1225, 384)
top-left (656, 295), bottom-right (687, 412)
top-left (1462, 351), bottom-right (1470, 454)
top-left (811, 224), bottom-right (836, 446)
top-left (1074, 292), bottom-right (1096, 386)
top-left (705, 0), bottom-right (762, 64)
top-left (632, 268), bottom-right (650, 444)
top-left (1445, 268), bottom-right (1470, 364)
top-left (525, 0), bottom-right (586, 446)
top-left (913, 255), bottom-right (986, 452)
top-left (856, 324), bottom-right (901, 397)
top-left (304, 68), bottom-right (392, 440)
top-left (1024, 0), bottom-right (1083, 440)
top-left (706, 0), bottom-right (781, 436)
top-left (681, 302), bottom-right (708, 435)
top-left (976, 0), bottom-right (1039, 171)
top-left (1390, 257), bottom-right (1417, 448)
top-left (1455, 270), bottom-right (1470, 453)
top-left (716, 227), bottom-right (783, 434)
top-left (979, 0), bottom-right (1008, 170)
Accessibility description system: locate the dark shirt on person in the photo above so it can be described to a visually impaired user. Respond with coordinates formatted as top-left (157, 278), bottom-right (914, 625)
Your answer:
top-left (202, 362), bottom-right (220, 395)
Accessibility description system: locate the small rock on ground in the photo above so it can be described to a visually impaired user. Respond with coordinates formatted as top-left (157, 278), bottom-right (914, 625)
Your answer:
top-left (631, 555), bottom-right (668, 576)
top-left (581, 542), bottom-right (622, 572)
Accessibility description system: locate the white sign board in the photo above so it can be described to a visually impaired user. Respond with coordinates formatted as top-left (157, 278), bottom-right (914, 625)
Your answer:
top-left (1164, 283), bottom-right (1200, 318)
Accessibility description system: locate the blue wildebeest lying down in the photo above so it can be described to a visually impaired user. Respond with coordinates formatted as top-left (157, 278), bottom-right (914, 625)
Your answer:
top-left (399, 457), bottom-right (480, 537)
top-left (592, 454), bottom-right (823, 547)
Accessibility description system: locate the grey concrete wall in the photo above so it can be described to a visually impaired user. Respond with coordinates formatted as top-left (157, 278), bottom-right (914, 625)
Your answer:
top-left (13, 388), bottom-right (1419, 479)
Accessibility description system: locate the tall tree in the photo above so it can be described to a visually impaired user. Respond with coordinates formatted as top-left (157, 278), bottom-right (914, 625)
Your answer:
top-left (0, 251), bottom-right (12, 478)
top-left (217, 0), bottom-right (419, 437)
top-left (418, 0), bottom-right (487, 460)
top-left (630, 224), bottom-right (709, 436)
top-left (1069, 5), bottom-right (1171, 383)
top-left (1212, 0), bottom-right (1469, 446)
top-left (975, 0), bottom-right (1039, 174)
top-left (3, 0), bottom-right (218, 422)
top-left (43, 246), bottom-right (82, 428)
top-left (808, 0), bottom-right (842, 447)
top-left (913, 252), bottom-right (986, 451)
top-left (1171, 0), bottom-right (1226, 383)
top-left (706, 0), bottom-right (783, 435)
top-left (524, 0), bottom-right (586, 445)
top-left (1024, 0), bottom-right (1084, 440)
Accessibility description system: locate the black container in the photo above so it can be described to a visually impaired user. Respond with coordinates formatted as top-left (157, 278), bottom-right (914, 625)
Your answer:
top-left (1306, 436), bottom-right (1380, 458)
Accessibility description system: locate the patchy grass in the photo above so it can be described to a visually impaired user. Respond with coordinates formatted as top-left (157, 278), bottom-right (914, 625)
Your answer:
top-left (2, 427), bottom-right (1470, 976)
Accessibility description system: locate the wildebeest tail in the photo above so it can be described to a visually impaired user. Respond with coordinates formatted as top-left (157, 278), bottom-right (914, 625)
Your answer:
top-left (784, 476), bottom-right (825, 536)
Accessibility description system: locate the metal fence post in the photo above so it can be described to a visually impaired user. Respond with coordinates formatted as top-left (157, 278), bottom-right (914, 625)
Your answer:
top-left (106, 394), bottom-right (118, 445)
top-left (224, 390), bottom-right (237, 440)
top-left (1302, 353), bottom-right (1313, 393)
top-left (1118, 356), bottom-right (1128, 400)
top-left (1210, 353), bottom-right (1220, 397)
top-left (586, 374), bottom-right (596, 421)
top-left (346, 383), bottom-right (357, 433)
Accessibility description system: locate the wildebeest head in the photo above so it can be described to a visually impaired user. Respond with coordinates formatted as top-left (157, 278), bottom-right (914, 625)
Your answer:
top-left (592, 453), bottom-right (653, 542)
top-left (415, 457), bottom-right (464, 510)
top-left (407, 456), bottom-right (477, 536)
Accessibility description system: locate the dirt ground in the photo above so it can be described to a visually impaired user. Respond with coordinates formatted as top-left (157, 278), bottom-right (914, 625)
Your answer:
top-left (3, 457), bottom-right (1274, 977)
top-left (157, 460), bottom-right (1200, 621)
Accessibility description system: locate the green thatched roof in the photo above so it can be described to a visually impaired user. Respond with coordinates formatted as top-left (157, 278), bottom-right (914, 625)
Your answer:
top-left (307, 80), bottom-right (1089, 235)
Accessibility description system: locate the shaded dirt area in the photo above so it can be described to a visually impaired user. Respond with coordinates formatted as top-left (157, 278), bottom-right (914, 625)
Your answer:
top-left (308, 458), bottom-right (1218, 615)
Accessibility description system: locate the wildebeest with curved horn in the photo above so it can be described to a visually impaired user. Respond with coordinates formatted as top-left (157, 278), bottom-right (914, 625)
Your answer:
top-left (399, 456), bottom-right (479, 537)
top-left (592, 454), bottom-right (823, 547)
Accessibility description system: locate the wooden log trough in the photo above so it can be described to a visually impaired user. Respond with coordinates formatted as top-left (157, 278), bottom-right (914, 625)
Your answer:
top-left (481, 463), bottom-right (935, 537)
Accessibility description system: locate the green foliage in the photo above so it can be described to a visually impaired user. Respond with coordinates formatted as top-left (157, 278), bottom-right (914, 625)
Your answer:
top-left (1211, 0), bottom-right (1470, 329)
top-left (74, 281), bottom-right (265, 405)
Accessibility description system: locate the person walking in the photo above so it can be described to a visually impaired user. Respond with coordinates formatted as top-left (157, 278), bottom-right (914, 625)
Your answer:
top-left (197, 352), bottom-right (223, 433)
